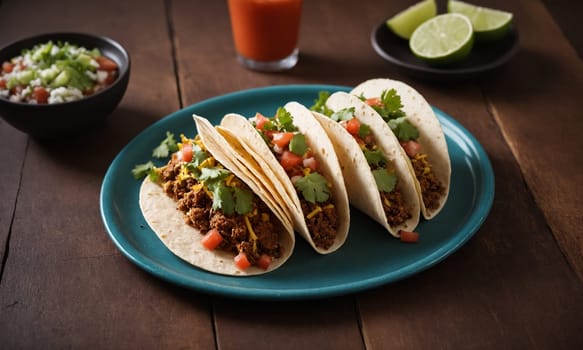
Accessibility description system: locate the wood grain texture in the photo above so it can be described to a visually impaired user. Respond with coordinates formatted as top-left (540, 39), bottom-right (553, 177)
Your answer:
top-left (0, 123), bottom-right (26, 265)
top-left (1, 0), bottom-right (582, 348)
top-left (0, 0), bottom-right (214, 348)
top-left (479, 0), bottom-right (583, 281)
top-left (358, 83), bottom-right (583, 349)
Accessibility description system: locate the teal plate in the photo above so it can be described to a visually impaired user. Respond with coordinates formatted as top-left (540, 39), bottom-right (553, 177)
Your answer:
top-left (100, 85), bottom-right (494, 300)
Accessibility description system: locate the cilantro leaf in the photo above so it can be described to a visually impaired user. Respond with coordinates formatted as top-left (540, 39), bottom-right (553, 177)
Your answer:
top-left (309, 91), bottom-right (333, 116)
top-left (131, 161), bottom-right (155, 180)
top-left (233, 187), bottom-right (254, 215)
top-left (363, 149), bottom-right (386, 167)
top-left (152, 131), bottom-right (178, 158)
top-left (294, 173), bottom-right (330, 204)
top-left (289, 133), bottom-right (308, 156)
top-left (368, 89), bottom-right (406, 122)
top-left (199, 167), bottom-right (230, 184)
top-left (275, 107), bottom-right (297, 132)
top-left (381, 89), bottom-right (404, 117)
top-left (212, 182), bottom-right (235, 215)
top-left (372, 169), bottom-right (397, 193)
top-left (330, 107), bottom-right (355, 122)
top-left (387, 117), bottom-right (419, 141)
top-left (358, 123), bottom-right (371, 138)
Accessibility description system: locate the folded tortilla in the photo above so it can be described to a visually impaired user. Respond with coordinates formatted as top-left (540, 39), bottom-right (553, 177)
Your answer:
top-left (219, 102), bottom-right (351, 254)
top-left (351, 78), bottom-right (451, 219)
top-left (138, 118), bottom-right (295, 276)
top-left (314, 91), bottom-right (421, 237)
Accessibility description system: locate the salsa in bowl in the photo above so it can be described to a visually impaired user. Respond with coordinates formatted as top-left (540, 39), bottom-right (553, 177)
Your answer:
top-left (0, 32), bottom-right (130, 138)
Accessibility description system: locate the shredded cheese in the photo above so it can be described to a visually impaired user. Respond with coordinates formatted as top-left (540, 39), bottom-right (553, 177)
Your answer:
top-left (383, 197), bottom-right (392, 208)
top-left (198, 156), bottom-right (215, 169)
top-left (323, 204), bottom-right (335, 210)
top-left (306, 206), bottom-right (322, 219)
top-left (244, 215), bottom-right (258, 253)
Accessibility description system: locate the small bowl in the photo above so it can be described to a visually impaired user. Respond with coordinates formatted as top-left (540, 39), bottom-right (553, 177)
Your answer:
top-left (0, 32), bottom-right (130, 138)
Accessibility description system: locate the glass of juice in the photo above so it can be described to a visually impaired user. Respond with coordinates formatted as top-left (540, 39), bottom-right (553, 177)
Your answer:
top-left (227, 0), bottom-right (303, 72)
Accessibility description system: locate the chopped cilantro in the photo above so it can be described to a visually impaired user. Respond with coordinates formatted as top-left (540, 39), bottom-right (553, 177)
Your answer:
top-left (289, 133), bottom-right (308, 156)
top-left (387, 117), bottom-right (419, 141)
top-left (233, 187), bottom-right (254, 215)
top-left (372, 169), bottom-right (397, 193)
top-left (363, 149), bottom-right (386, 167)
top-left (330, 107), bottom-right (355, 122)
top-left (131, 161), bottom-right (155, 180)
top-left (310, 91), bottom-right (333, 116)
top-left (275, 107), bottom-right (297, 132)
top-left (212, 182), bottom-right (235, 215)
top-left (294, 172), bottom-right (330, 204)
top-left (184, 144), bottom-right (210, 175)
top-left (371, 89), bottom-right (406, 121)
top-left (152, 131), bottom-right (178, 158)
top-left (199, 167), bottom-right (230, 183)
top-left (358, 123), bottom-right (371, 138)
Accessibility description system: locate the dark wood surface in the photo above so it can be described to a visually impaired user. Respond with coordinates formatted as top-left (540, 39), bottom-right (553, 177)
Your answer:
top-left (1, 0), bottom-right (582, 348)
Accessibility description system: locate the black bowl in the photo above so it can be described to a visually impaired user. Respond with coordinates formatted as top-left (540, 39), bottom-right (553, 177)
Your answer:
top-left (0, 32), bottom-right (130, 138)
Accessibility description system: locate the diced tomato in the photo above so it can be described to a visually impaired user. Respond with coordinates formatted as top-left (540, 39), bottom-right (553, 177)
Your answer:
top-left (365, 97), bottom-right (383, 107)
top-left (255, 112), bottom-right (269, 130)
top-left (399, 230), bottom-right (419, 243)
top-left (400, 140), bottom-right (421, 158)
top-left (279, 150), bottom-right (303, 171)
top-left (234, 252), bottom-right (251, 270)
top-left (271, 132), bottom-right (294, 148)
top-left (256, 254), bottom-right (272, 270)
top-left (177, 143), bottom-right (193, 162)
top-left (104, 71), bottom-right (116, 85)
top-left (0, 79), bottom-right (6, 89)
top-left (96, 56), bottom-right (118, 71)
top-left (345, 117), bottom-right (361, 136)
top-left (201, 228), bottom-right (223, 250)
top-left (2, 62), bottom-right (14, 73)
top-left (32, 86), bottom-right (49, 104)
top-left (303, 156), bottom-right (318, 172)
top-left (10, 85), bottom-right (23, 96)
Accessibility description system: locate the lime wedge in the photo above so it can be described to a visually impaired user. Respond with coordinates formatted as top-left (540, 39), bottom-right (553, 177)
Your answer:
top-left (409, 13), bottom-right (474, 66)
top-left (447, 0), bottom-right (513, 41)
top-left (386, 0), bottom-right (437, 40)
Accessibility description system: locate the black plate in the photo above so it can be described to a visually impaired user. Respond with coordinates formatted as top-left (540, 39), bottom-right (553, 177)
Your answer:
top-left (371, 20), bottom-right (519, 81)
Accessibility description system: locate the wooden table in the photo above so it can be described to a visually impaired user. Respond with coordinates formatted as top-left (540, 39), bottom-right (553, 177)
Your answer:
top-left (1, 0), bottom-right (582, 348)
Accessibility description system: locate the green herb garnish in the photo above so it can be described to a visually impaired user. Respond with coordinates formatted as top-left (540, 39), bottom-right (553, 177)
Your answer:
top-left (372, 169), bottom-right (397, 193)
top-left (152, 131), bottom-right (179, 158)
top-left (294, 172), bottom-right (331, 204)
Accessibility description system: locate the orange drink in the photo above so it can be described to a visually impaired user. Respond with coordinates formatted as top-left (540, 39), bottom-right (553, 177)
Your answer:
top-left (228, 0), bottom-right (303, 71)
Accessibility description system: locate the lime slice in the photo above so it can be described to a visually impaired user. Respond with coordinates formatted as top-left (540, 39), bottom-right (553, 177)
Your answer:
top-left (409, 13), bottom-right (474, 66)
top-left (447, 0), bottom-right (513, 41)
top-left (386, 0), bottom-right (437, 40)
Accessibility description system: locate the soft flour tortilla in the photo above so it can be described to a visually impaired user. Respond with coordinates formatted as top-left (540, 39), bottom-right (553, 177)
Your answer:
top-left (194, 115), bottom-right (294, 233)
top-left (351, 78), bottom-right (451, 219)
top-left (314, 91), bottom-right (420, 237)
top-left (138, 120), bottom-right (295, 276)
top-left (219, 102), bottom-right (350, 254)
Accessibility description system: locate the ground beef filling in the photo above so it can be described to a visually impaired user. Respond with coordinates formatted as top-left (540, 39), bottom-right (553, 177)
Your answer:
top-left (381, 190), bottom-right (411, 227)
top-left (410, 153), bottom-right (444, 211)
top-left (158, 158), bottom-right (282, 264)
top-left (300, 199), bottom-right (338, 250)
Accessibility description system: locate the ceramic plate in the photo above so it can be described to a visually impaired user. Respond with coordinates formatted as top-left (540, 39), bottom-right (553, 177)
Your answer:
top-left (371, 21), bottom-right (519, 81)
top-left (100, 85), bottom-right (494, 300)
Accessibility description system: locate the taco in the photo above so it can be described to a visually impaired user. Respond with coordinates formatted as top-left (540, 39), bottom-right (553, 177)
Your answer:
top-left (351, 78), bottom-right (451, 219)
top-left (219, 102), bottom-right (350, 254)
top-left (310, 91), bottom-right (421, 237)
top-left (138, 122), bottom-right (295, 276)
